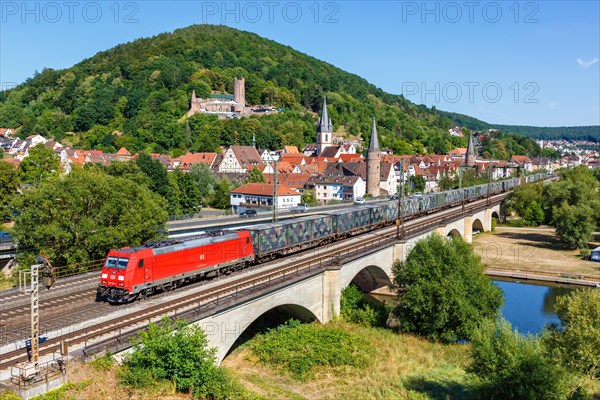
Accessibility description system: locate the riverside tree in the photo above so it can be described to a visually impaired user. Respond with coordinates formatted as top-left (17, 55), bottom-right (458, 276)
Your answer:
top-left (11, 168), bottom-right (168, 266)
top-left (544, 289), bottom-right (600, 379)
top-left (391, 233), bottom-right (503, 342)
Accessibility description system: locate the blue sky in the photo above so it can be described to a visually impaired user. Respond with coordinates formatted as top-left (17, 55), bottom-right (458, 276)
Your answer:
top-left (1, 1), bottom-right (598, 127)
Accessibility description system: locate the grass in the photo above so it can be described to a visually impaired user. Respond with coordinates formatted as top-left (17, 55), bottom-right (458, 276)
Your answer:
top-left (224, 321), bottom-right (474, 400)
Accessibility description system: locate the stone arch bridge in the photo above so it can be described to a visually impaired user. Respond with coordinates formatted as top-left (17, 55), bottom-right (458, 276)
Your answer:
top-left (193, 202), bottom-right (501, 363)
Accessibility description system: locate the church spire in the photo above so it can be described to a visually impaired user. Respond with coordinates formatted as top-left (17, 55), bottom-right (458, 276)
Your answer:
top-left (368, 118), bottom-right (380, 151)
top-left (318, 97), bottom-right (332, 133)
top-left (465, 133), bottom-right (476, 167)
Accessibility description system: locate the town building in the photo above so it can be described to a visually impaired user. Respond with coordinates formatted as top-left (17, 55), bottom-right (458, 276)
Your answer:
top-left (230, 183), bottom-right (301, 211)
top-left (316, 97), bottom-right (334, 156)
top-left (218, 146), bottom-right (263, 173)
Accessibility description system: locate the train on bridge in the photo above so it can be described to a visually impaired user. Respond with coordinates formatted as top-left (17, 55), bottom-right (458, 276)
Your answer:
top-left (97, 174), bottom-right (549, 302)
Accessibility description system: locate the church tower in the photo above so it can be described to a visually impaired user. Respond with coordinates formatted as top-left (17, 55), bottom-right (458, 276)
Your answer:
top-left (366, 118), bottom-right (381, 197)
top-left (234, 77), bottom-right (245, 113)
top-left (316, 97), bottom-right (333, 156)
top-left (465, 133), bottom-right (476, 167)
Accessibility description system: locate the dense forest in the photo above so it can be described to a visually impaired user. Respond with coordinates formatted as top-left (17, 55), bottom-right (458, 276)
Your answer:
top-left (0, 24), bottom-right (546, 158)
top-left (441, 112), bottom-right (599, 142)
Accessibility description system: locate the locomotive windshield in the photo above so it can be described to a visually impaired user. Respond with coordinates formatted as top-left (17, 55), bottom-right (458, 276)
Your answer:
top-left (105, 256), bottom-right (129, 270)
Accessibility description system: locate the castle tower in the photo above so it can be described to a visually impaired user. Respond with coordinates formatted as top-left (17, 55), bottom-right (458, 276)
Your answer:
top-left (316, 97), bottom-right (334, 156)
top-left (465, 133), bottom-right (476, 167)
top-left (366, 118), bottom-right (381, 197)
top-left (234, 77), bottom-right (245, 113)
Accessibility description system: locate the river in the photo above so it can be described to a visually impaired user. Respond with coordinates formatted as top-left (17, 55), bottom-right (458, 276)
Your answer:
top-left (493, 279), bottom-right (575, 335)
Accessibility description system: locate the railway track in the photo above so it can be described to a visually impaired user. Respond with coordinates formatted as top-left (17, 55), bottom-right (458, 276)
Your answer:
top-left (0, 195), bottom-right (503, 369)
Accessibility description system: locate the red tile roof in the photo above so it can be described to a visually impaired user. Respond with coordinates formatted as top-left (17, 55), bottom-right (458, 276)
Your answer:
top-left (231, 183), bottom-right (299, 197)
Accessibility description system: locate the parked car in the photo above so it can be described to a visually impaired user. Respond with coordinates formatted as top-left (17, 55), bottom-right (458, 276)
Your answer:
top-left (390, 195), bottom-right (399, 200)
top-left (0, 231), bottom-right (13, 243)
top-left (353, 198), bottom-right (366, 205)
top-left (239, 209), bottom-right (257, 218)
top-left (290, 204), bottom-right (310, 213)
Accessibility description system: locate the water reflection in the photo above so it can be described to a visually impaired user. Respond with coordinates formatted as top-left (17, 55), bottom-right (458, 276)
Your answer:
top-left (493, 280), bottom-right (575, 335)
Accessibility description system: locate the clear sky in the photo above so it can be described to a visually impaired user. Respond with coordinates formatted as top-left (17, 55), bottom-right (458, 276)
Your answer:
top-left (1, 0), bottom-right (598, 127)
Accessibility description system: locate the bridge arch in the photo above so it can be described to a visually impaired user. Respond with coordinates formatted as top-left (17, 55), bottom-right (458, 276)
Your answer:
top-left (447, 228), bottom-right (461, 239)
top-left (223, 303), bottom-right (319, 360)
top-left (472, 218), bottom-right (484, 234)
top-left (342, 264), bottom-right (392, 293)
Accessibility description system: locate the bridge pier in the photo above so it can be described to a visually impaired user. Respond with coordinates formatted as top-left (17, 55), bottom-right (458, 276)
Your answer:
top-left (321, 267), bottom-right (341, 322)
top-left (464, 216), bottom-right (473, 243)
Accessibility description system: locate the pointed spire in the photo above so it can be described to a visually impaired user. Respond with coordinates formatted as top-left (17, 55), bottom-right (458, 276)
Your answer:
top-left (368, 118), bottom-right (380, 151)
top-left (465, 133), bottom-right (476, 167)
top-left (318, 97), bottom-right (331, 133)
top-left (252, 132), bottom-right (256, 149)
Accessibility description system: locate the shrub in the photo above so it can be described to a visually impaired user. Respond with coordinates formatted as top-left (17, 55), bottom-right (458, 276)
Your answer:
top-left (90, 352), bottom-right (114, 371)
top-left (251, 319), bottom-right (372, 380)
top-left (122, 317), bottom-right (250, 399)
top-left (341, 284), bottom-right (389, 327)
top-left (544, 289), bottom-right (600, 379)
top-left (469, 320), bottom-right (574, 400)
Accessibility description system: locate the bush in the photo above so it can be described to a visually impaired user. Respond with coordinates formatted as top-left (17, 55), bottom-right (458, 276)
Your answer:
top-left (122, 317), bottom-right (250, 399)
top-left (341, 284), bottom-right (389, 327)
top-left (469, 320), bottom-right (574, 400)
top-left (90, 352), bottom-right (114, 371)
top-left (251, 319), bottom-right (372, 380)
top-left (544, 289), bottom-right (600, 379)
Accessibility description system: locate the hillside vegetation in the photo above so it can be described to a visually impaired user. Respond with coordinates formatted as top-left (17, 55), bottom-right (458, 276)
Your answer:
top-left (0, 24), bottom-right (542, 157)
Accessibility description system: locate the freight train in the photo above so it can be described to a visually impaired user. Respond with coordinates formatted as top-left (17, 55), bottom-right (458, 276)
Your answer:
top-left (97, 174), bottom-right (548, 303)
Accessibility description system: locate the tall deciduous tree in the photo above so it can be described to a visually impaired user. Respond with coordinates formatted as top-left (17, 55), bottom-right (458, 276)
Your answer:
top-left (18, 143), bottom-right (61, 184)
top-left (12, 169), bottom-right (168, 266)
top-left (391, 234), bottom-right (503, 342)
top-left (0, 161), bottom-right (20, 221)
top-left (552, 202), bottom-right (596, 249)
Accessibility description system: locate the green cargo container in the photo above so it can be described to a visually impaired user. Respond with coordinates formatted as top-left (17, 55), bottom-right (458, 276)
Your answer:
top-left (247, 223), bottom-right (288, 256)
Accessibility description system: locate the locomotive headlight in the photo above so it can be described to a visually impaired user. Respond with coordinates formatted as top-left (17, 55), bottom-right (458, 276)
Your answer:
top-left (101, 273), bottom-right (108, 279)
top-left (118, 275), bottom-right (125, 281)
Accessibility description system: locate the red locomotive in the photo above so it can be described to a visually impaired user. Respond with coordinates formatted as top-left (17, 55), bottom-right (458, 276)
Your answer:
top-left (97, 231), bottom-right (254, 303)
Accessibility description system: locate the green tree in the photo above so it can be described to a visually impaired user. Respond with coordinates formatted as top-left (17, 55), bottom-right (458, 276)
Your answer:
top-left (246, 166), bottom-right (266, 183)
top-left (544, 289), bottom-right (600, 379)
top-left (0, 161), bottom-right (20, 221)
top-left (523, 200), bottom-right (545, 226)
top-left (210, 178), bottom-right (232, 210)
top-left (301, 189), bottom-right (317, 206)
top-left (408, 175), bottom-right (426, 193)
top-left (552, 202), bottom-right (595, 249)
top-left (506, 182), bottom-right (544, 219)
top-left (18, 144), bottom-right (60, 184)
top-left (89, 160), bottom-right (151, 187)
top-left (469, 319), bottom-right (574, 400)
top-left (189, 163), bottom-right (217, 198)
top-left (391, 234), bottom-right (503, 342)
top-left (11, 169), bottom-right (167, 266)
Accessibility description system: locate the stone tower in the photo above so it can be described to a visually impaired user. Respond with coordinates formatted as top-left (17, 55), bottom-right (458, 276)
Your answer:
top-left (366, 118), bottom-right (381, 197)
top-left (465, 133), bottom-right (476, 167)
top-left (234, 77), bottom-right (245, 113)
top-left (316, 97), bottom-right (333, 156)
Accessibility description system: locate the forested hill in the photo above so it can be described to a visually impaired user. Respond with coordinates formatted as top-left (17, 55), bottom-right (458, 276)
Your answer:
top-left (0, 24), bottom-right (538, 157)
top-left (441, 112), bottom-right (599, 142)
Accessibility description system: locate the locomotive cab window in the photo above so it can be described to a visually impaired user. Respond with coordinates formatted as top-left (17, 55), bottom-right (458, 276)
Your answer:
top-left (105, 257), bottom-right (118, 268)
top-left (246, 237), bottom-right (250, 244)
top-left (117, 258), bottom-right (129, 270)
top-left (138, 259), bottom-right (144, 268)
